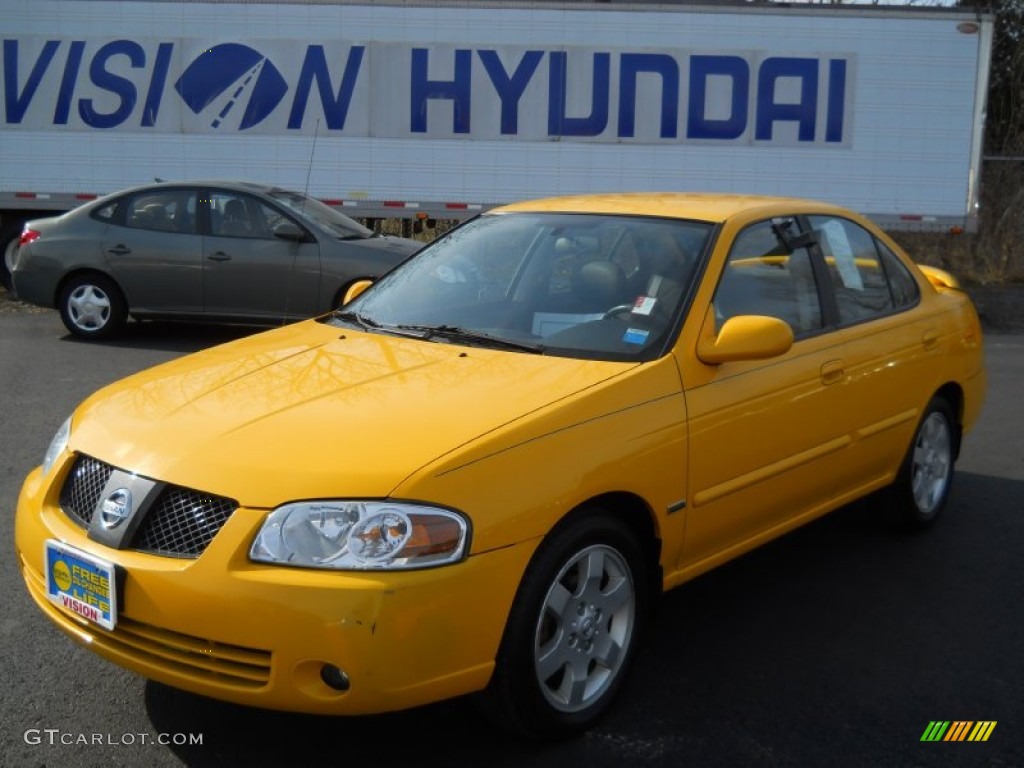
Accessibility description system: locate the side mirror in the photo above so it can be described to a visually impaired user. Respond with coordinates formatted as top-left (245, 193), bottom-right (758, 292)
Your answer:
top-left (342, 279), bottom-right (373, 306)
top-left (697, 315), bottom-right (794, 365)
top-left (273, 220), bottom-right (305, 241)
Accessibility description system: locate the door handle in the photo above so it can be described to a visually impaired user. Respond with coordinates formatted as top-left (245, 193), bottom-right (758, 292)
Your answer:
top-left (820, 359), bottom-right (845, 385)
top-left (106, 245), bottom-right (131, 255)
top-left (922, 328), bottom-right (939, 350)
top-left (208, 252), bottom-right (232, 262)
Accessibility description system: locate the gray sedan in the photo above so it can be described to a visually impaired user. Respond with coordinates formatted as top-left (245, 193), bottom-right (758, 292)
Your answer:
top-left (9, 181), bottom-right (421, 339)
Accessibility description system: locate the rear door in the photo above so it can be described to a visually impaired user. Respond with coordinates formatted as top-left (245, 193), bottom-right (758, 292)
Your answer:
top-left (101, 188), bottom-right (203, 314)
top-left (201, 189), bottom-right (321, 319)
top-left (805, 214), bottom-right (938, 479)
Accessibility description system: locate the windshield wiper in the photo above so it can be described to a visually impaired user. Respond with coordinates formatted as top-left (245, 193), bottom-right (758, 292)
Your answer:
top-left (333, 309), bottom-right (381, 330)
top-left (334, 311), bottom-right (432, 339)
top-left (394, 324), bottom-right (546, 354)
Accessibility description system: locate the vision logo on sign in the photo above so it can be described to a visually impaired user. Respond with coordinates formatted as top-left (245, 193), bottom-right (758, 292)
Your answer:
top-left (174, 44), bottom-right (288, 130)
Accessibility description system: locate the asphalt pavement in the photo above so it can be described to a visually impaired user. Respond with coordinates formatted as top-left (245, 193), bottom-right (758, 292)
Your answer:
top-left (1, 311), bottom-right (1021, 768)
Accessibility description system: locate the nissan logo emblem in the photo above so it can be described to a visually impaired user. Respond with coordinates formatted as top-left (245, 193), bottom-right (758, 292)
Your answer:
top-left (100, 488), bottom-right (133, 529)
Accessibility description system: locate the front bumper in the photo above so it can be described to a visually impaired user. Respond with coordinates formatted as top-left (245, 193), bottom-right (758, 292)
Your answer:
top-left (16, 463), bottom-right (537, 715)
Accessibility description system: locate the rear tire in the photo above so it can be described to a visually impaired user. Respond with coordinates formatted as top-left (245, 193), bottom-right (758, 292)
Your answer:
top-left (892, 397), bottom-right (956, 529)
top-left (482, 510), bottom-right (649, 739)
top-left (58, 273), bottom-right (128, 340)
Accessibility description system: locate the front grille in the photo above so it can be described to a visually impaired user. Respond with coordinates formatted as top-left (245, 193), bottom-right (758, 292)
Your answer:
top-left (134, 486), bottom-right (238, 557)
top-left (60, 455), bottom-right (113, 527)
top-left (58, 454), bottom-right (237, 558)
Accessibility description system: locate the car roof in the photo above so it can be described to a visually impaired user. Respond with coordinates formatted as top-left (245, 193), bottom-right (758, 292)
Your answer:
top-left (98, 180), bottom-right (285, 198)
top-left (491, 192), bottom-right (853, 224)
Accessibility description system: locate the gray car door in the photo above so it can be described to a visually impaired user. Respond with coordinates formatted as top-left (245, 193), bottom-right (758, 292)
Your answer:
top-left (202, 191), bottom-right (321, 320)
top-left (102, 188), bottom-right (203, 314)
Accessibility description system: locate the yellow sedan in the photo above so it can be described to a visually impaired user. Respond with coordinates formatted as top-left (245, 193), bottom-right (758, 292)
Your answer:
top-left (15, 193), bottom-right (985, 737)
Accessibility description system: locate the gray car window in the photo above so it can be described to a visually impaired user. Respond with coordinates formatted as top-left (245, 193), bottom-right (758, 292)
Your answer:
top-left (125, 190), bottom-right (197, 234)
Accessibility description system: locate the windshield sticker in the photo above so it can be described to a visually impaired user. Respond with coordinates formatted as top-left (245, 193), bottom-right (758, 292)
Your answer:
top-left (632, 296), bottom-right (657, 316)
top-left (623, 328), bottom-right (649, 345)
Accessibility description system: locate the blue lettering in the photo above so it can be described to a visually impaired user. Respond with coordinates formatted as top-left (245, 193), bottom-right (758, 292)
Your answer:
top-left (687, 55), bottom-right (749, 140)
top-left (78, 40), bottom-right (144, 128)
top-left (548, 52), bottom-right (609, 137)
top-left (54, 41), bottom-right (85, 124)
top-left (288, 45), bottom-right (364, 130)
top-left (825, 58), bottom-right (846, 143)
top-left (3, 39), bottom-right (59, 124)
top-left (141, 42), bottom-right (173, 127)
top-left (755, 57), bottom-right (817, 142)
top-left (478, 50), bottom-right (542, 135)
top-left (618, 53), bottom-right (679, 139)
top-left (410, 48), bottom-right (471, 134)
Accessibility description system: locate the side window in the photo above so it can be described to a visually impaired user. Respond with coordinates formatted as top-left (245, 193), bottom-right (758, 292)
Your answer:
top-left (125, 190), bottom-right (196, 234)
top-left (809, 216), bottom-right (894, 324)
top-left (714, 219), bottom-right (822, 336)
top-left (876, 239), bottom-right (920, 308)
top-left (92, 201), bottom-right (118, 222)
top-left (209, 192), bottom-right (276, 239)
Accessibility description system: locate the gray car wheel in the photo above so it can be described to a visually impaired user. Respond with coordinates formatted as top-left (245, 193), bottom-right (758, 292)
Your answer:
top-left (483, 510), bottom-right (649, 738)
top-left (58, 274), bottom-right (128, 340)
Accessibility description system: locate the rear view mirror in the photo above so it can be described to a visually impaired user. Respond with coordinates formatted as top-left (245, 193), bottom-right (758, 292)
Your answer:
top-left (697, 315), bottom-right (794, 365)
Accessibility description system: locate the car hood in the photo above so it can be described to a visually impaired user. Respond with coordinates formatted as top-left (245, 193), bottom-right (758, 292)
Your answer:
top-left (69, 320), bottom-right (637, 507)
top-left (337, 232), bottom-right (421, 259)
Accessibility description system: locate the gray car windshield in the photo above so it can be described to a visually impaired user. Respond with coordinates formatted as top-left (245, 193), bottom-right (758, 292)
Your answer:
top-left (266, 188), bottom-right (373, 240)
top-left (332, 212), bottom-right (711, 361)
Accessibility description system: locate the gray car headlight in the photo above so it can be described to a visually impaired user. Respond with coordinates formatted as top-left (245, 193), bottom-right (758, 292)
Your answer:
top-left (250, 501), bottom-right (469, 570)
top-left (42, 417), bottom-right (71, 475)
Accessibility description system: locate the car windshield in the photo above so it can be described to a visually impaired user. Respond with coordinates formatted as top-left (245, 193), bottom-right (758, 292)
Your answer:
top-left (330, 212), bottom-right (712, 361)
top-left (265, 188), bottom-right (373, 240)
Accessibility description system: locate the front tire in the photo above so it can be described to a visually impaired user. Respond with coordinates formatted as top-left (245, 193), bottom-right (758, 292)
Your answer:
top-left (58, 273), bottom-right (128, 340)
top-left (892, 397), bottom-right (957, 529)
top-left (483, 511), bottom-right (649, 738)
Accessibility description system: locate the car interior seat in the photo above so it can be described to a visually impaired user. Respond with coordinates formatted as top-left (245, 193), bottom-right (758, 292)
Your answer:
top-left (221, 199), bottom-right (251, 237)
top-left (635, 229), bottom-right (693, 318)
top-left (570, 260), bottom-right (629, 313)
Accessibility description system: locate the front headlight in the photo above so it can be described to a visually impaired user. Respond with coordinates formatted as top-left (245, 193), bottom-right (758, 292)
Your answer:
top-left (42, 416), bottom-right (71, 475)
top-left (250, 501), bottom-right (469, 570)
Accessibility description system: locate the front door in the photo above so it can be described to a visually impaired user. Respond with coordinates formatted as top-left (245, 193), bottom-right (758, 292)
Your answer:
top-left (679, 217), bottom-right (857, 570)
top-left (202, 190), bottom-right (321, 320)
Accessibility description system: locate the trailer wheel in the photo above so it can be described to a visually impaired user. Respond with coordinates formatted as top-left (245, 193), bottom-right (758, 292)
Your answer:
top-left (58, 273), bottom-right (128, 340)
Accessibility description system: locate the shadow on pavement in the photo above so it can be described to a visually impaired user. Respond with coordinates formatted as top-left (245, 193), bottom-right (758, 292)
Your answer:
top-left (57, 319), bottom-right (271, 353)
top-left (144, 472), bottom-right (1024, 767)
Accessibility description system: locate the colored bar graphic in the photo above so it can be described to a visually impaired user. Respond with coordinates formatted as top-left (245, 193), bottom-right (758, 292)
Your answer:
top-left (968, 722), bottom-right (997, 742)
top-left (921, 720), bottom-right (996, 742)
top-left (945, 721), bottom-right (972, 741)
top-left (921, 721), bottom-right (950, 741)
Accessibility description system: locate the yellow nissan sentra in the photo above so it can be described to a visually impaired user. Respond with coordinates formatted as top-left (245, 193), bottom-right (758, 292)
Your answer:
top-left (15, 194), bottom-right (985, 737)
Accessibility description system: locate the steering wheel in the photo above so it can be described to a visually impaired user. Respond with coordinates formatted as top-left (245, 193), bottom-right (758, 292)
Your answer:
top-left (603, 304), bottom-right (634, 320)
